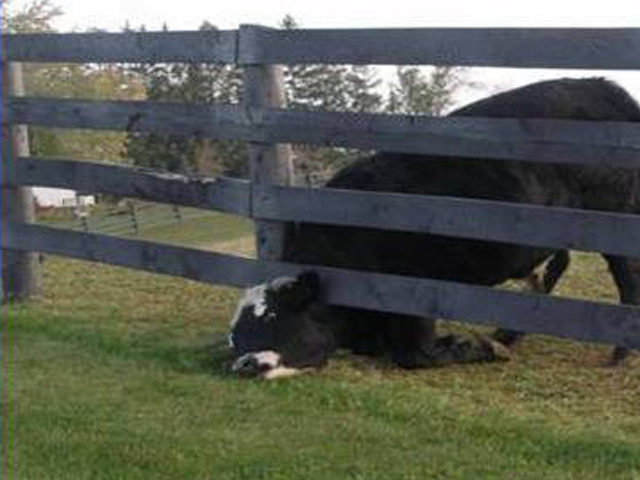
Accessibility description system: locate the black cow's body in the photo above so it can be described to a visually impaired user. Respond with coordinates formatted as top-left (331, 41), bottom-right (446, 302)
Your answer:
top-left (230, 78), bottom-right (640, 378)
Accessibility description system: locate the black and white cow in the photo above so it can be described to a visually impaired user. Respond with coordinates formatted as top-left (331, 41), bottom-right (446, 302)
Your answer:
top-left (229, 78), bottom-right (640, 379)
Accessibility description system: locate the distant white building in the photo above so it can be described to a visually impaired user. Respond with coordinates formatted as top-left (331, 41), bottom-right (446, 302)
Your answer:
top-left (33, 187), bottom-right (96, 208)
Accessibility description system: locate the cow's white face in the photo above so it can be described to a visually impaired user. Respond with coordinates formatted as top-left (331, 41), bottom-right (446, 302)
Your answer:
top-left (229, 272), bottom-right (333, 379)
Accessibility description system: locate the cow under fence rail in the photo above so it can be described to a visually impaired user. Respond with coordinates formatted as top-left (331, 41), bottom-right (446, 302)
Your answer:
top-left (2, 26), bottom-right (640, 350)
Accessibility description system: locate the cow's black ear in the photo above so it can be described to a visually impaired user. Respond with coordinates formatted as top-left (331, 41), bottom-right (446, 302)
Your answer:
top-left (273, 271), bottom-right (321, 311)
top-left (295, 271), bottom-right (321, 303)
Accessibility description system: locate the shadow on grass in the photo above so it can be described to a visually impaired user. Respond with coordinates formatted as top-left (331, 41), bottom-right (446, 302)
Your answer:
top-left (204, 337), bottom-right (238, 379)
top-left (147, 336), bottom-right (237, 378)
top-left (10, 315), bottom-right (237, 378)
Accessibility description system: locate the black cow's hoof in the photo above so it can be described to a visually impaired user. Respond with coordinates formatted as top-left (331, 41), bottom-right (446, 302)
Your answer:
top-left (485, 338), bottom-right (512, 362)
top-left (491, 329), bottom-right (525, 348)
top-left (607, 347), bottom-right (630, 367)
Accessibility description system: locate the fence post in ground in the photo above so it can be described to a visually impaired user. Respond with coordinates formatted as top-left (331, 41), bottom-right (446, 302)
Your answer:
top-left (80, 214), bottom-right (90, 233)
top-left (240, 25), bottom-right (295, 262)
top-left (1, 61), bottom-right (43, 302)
top-left (128, 202), bottom-right (139, 234)
top-left (172, 205), bottom-right (182, 222)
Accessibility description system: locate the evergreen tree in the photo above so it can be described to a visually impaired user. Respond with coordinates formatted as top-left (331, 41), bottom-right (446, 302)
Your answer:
top-left (4, 0), bottom-right (62, 33)
top-left (280, 16), bottom-right (384, 184)
top-left (386, 66), bottom-right (466, 116)
top-left (281, 15), bottom-right (382, 114)
top-left (345, 66), bottom-right (383, 113)
top-left (124, 22), bottom-right (247, 176)
top-left (5, 0), bottom-right (142, 162)
top-left (28, 63), bottom-right (144, 161)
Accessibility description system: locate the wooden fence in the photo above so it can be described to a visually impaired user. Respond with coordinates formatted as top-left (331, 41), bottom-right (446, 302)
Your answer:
top-left (2, 26), bottom-right (640, 349)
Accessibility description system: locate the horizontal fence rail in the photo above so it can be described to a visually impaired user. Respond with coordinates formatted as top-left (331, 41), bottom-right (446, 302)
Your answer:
top-left (7, 158), bottom-right (640, 259)
top-left (255, 108), bottom-right (640, 169)
top-left (7, 97), bottom-right (640, 169)
top-left (253, 184), bottom-right (640, 259)
top-left (5, 28), bottom-right (640, 69)
top-left (5, 97), bottom-right (253, 141)
top-left (239, 27), bottom-right (640, 69)
top-left (3, 222), bottom-right (640, 349)
top-left (9, 157), bottom-right (251, 215)
top-left (3, 30), bottom-right (238, 64)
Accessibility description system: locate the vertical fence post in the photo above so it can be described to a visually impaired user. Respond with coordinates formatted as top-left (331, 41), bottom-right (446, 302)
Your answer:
top-left (1, 61), bottom-right (43, 302)
top-left (80, 214), bottom-right (90, 233)
top-left (240, 25), bottom-right (295, 262)
top-left (172, 204), bottom-right (182, 222)
top-left (128, 202), bottom-right (139, 235)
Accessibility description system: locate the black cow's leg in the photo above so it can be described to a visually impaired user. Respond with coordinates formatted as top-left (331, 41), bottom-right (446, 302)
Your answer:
top-left (493, 250), bottom-right (570, 346)
top-left (426, 332), bottom-right (511, 366)
top-left (382, 315), bottom-right (510, 368)
top-left (380, 314), bottom-right (437, 368)
top-left (603, 255), bottom-right (640, 365)
top-left (339, 307), bottom-right (392, 357)
top-left (349, 316), bottom-right (386, 357)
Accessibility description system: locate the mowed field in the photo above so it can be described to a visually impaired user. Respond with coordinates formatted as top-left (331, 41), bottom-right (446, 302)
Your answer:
top-left (2, 212), bottom-right (639, 480)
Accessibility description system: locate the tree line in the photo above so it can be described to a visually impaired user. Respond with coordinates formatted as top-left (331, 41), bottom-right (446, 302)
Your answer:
top-left (5, 2), bottom-right (473, 183)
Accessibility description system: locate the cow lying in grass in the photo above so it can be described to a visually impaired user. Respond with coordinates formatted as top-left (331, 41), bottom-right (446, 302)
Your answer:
top-left (229, 78), bottom-right (640, 379)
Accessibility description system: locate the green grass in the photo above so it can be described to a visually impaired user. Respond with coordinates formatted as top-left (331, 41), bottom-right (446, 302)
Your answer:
top-left (132, 210), bottom-right (253, 248)
top-left (2, 219), bottom-right (639, 479)
top-left (40, 203), bottom-right (253, 249)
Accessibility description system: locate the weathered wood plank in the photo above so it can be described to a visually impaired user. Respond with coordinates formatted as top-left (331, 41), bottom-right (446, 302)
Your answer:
top-left (8, 157), bottom-right (252, 215)
top-left (5, 97), bottom-right (254, 140)
top-left (4, 30), bottom-right (238, 63)
top-left (324, 268), bottom-right (640, 350)
top-left (239, 27), bottom-right (640, 69)
top-left (7, 28), bottom-right (640, 70)
top-left (254, 184), bottom-right (640, 259)
top-left (3, 222), bottom-right (257, 287)
top-left (259, 108), bottom-right (640, 169)
top-left (8, 97), bottom-right (640, 168)
top-left (4, 222), bottom-right (640, 348)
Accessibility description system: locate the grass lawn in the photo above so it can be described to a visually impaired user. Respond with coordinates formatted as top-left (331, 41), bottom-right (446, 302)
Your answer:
top-left (2, 216), bottom-right (639, 479)
top-left (132, 210), bottom-right (253, 248)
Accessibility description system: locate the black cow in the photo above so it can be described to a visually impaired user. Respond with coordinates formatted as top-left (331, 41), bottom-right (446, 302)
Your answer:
top-left (229, 78), bottom-right (640, 379)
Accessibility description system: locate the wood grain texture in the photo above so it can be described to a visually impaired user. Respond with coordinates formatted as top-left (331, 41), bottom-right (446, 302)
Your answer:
top-left (258, 108), bottom-right (640, 169)
top-left (242, 25), bottom-right (294, 262)
top-left (7, 97), bottom-right (640, 168)
top-left (238, 27), bottom-right (640, 69)
top-left (6, 28), bottom-right (640, 70)
top-left (9, 157), bottom-right (251, 215)
top-left (253, 184), bottom-right (640, 258)
top-left (5, 97), bottom-right (253, 140)
top-left (4, 30), bottom-right (237, 63)
top-left (1, 63), bottom-right (42, 301)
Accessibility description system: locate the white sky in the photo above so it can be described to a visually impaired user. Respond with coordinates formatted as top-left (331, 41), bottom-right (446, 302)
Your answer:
top-left (12, 0), bottom-right (640, 105)
top-left (46, 0), bottom-right (640, 31)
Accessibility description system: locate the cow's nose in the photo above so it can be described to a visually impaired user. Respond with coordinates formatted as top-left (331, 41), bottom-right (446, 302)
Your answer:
top-left (231, 351), bottom-right (283, 377)
top-left (232, 354), bottom-right (260, 375)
